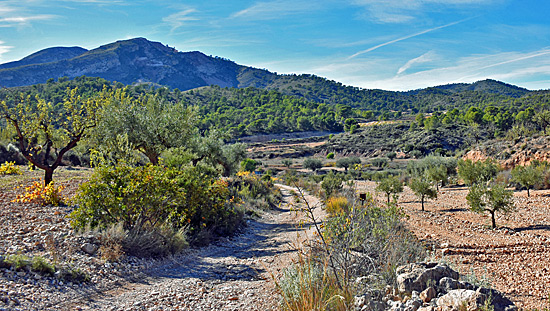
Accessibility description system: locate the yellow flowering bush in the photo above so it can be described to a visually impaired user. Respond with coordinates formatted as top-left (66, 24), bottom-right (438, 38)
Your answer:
top-left (13, 180), bottom-right (65, 206)
top-left (0, 161), bottom-right (22, 175)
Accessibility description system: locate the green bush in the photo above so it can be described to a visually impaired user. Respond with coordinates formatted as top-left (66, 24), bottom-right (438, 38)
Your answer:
top-left (70, 164), bottom-right (244, 250)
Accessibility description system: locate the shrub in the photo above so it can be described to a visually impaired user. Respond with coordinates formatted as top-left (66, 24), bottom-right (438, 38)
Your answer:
top-left (321, 192), bottom-right (425, 288)
top-left (303, 158), bottom-right (323, 172)
top-left (376, 175), bottom-right (403, 205)
top-left (71, 164), bottom-right (243, 251)
top-left (326, 152), bottom-right (335, 159)
top-left (31, 256), bottom-right (55, 275)
top-left (13, 180), bottom-right (65, 206)
top-left (321, 172), bottom-right (344, 199)
top-left (325, 196), bottom-right (349, 217)
top-left (0, 161), bottom-right (22, 175)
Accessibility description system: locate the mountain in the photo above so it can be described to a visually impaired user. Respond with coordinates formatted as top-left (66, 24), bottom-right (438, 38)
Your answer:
top-left (0, 37), bottom-right (538, 109)
top-left (0, 46), bottom-right (88, 70)
top-left (0, 38), bottom-right (274, 90)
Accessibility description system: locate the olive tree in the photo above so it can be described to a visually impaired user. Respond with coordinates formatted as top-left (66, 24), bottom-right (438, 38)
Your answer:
top-left (466, 183), bottom-right (514, 229)
top-left (376, 175), bottom-right (403, 205)
top-left (336, 157), bottom-right (361, 172)
top-left (409, 177), bottom-right (437, 211)
top-left (511, 164), bottom-right (544, 197)
top-left (1, 88), bottom-right (103, 185)
top-left (303, 158), bottom-right (323, 172)
top-left (94, 89), bottom-right (198, 165)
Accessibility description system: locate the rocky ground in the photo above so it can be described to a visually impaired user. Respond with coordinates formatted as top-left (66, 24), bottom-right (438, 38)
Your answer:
top-left (0, 170), bottom-right (324, 311)
top-left (356, 181), bottom-right (550, 310)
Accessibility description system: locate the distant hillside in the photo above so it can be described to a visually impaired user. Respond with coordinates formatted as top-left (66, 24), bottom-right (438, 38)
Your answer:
top-left (1, 37), bottom-right (547, 115)
top-left (0, 46), bottom-right (88, 70)
top-left (0, 38), bottom-right (274, 90)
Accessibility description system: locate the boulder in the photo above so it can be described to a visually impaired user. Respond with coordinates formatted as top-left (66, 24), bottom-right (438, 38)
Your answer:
top-left (476, 287), bottom-right (518, 311)
top-left (81, 243), bottom-right (99, 255)
top-left (420, 287), bottom-right (437, 303)
top-left (396, 262), bottom-right (459, 293)
top-left (437, 289), bottom-right (486, 310)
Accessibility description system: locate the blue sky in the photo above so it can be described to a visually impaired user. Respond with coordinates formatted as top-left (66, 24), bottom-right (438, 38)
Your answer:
top-left (0, 0), bottom-right (549, 91)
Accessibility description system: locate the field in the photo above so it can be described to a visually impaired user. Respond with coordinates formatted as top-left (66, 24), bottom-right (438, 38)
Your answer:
top-left (358, 181), bottom-right (550, 309)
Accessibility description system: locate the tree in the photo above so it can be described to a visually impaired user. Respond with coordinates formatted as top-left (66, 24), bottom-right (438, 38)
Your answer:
top-left (326, 152), bottom-right (335, 159)
top-left (457, 159), bottom-right (499, 186)
top-left (94, 89), bottom-right (198, 165)
top-left (371, 157), bottom-right (388, 168)
top-left (511, 164), bottom-right (544, 197)
top-left (344, 118), bottom-right (358, 132)
top-left (303, 158), bottom-right (323, 172)
top-left (376, 175), bottom-right (403, 205)
top-left (466, 183), bottom-right (514, 229)
top-left (386, 151), bottom-right (397, 162)
top-left (1, 88), bottom-right (103, 186)
top-left (336, 157), bottom-right (361, 172)
top-left (282, 159), bottom-right (293, 168)
top-left (409, 177), bottom-right (437, 211)
top-left (240, 158), bottom-right (258, 172)
top-left (427, 165), bottom-right (447, 191)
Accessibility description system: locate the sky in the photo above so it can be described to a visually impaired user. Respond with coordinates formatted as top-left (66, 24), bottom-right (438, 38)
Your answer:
top-left (0, 0), bottom-right (549, 91)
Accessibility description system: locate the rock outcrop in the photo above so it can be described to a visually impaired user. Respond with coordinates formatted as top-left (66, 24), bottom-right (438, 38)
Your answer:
top-left (354, 262), bottom-right (517, 311)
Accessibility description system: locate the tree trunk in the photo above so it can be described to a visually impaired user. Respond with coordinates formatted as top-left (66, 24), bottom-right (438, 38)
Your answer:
top-left (421, 196), bottom-right (425, 211)
top-left (490, 210), bottom-right (496, 229)
top-left (44, 168), bottom-right (54, 187)
top-left (527, 188), bottom-right (530, 197)
top-left (387, 194), bottom-right (390, 205)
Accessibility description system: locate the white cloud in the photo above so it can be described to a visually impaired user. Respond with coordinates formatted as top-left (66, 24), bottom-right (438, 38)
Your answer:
top-left (397, 51), bottom-right (435, 75)
top-left (231, 0), bottom-right (316, 20)
top-left (0, 41), bottom-right (14, 62)
top-left (351, 0), bottom-right (496, 23)
top-left (0, 14), bottom-right (56, 27)
top-left (162, 8), bottom-right (198, 32)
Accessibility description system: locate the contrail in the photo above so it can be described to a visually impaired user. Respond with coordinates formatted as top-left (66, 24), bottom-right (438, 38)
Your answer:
top-left (458, 49), bottom-right (550, 81)
top-left (348, 17), bottom-right (473, 60)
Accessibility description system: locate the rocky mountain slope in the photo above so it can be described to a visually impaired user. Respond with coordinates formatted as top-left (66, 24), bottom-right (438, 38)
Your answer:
top-left (0, 38), bottom-right (274, 90)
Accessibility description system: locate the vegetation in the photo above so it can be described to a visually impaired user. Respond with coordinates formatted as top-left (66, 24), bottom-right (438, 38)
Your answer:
top-left (466, 182), bottom-right (514, 229)
top-left (278, 178), bottom-right (425, 310)
top-left (1, 87), bottom-right (103, 185)
top-left (375, 175), bottom-right (403, 205)
top-left (303, 158), bottom-right (323, 172)
top-left (335, 157), bottom-right (361, 172)
top-left (409, 177), bottom-right (437, 211)
top-left (511, 162), bottom-right (546, 197)
top-left (458, 159), bottom-right (499, 186)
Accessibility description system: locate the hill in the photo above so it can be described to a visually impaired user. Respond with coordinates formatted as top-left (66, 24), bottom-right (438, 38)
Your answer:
top-left (0, 37), bottom-right (543, 113)
top-left (0, 38), bottom-right (274, 90)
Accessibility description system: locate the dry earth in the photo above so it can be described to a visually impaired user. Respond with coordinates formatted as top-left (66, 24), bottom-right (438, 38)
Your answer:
top-left (357, 180), bottom-right (550, 310)
top-left (0, 172), bottom-right (325, 311)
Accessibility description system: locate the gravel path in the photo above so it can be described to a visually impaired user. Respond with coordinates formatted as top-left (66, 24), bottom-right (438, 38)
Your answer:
top-left (14, 184), bottom-right (324, 311)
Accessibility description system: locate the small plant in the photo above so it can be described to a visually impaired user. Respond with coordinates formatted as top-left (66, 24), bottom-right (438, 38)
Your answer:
top-left (325, 196), bottom-right (349, 217)
top-left (12, 180), bottom-right (65, 206)
top-left (0, 161), bottom-right (22, 175)
top-left (326, 152), bottom-right (335, 159)
top-left (5, 254), bottom-right (31, 270)
top-left (31, 256), bottom-right (55, 275)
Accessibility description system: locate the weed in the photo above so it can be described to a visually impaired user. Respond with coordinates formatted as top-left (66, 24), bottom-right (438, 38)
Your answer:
top-left (5, 254), bottom-right (31, 270)
top-left (31, 256), bottom-right (55, 275)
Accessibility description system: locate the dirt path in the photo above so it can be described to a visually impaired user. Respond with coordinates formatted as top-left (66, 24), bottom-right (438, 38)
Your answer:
top-left (57, 184), bottom-right (324, 311)
top-left (356, 180), bottom-right (550, 310)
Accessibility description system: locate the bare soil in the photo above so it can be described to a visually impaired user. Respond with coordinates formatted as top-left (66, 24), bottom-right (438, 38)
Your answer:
top-left (356, 180), bottom-right (550, 310)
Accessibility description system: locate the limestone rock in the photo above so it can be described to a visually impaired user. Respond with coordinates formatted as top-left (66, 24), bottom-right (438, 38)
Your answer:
top-left (437, 289), bottom-right (486, 310)
top-left (396, 262), bottom-right (459, 293)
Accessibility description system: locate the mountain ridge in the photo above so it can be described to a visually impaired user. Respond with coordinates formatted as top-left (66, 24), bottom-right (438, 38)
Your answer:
top-left (0, 37), bottom-right (537, 98)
